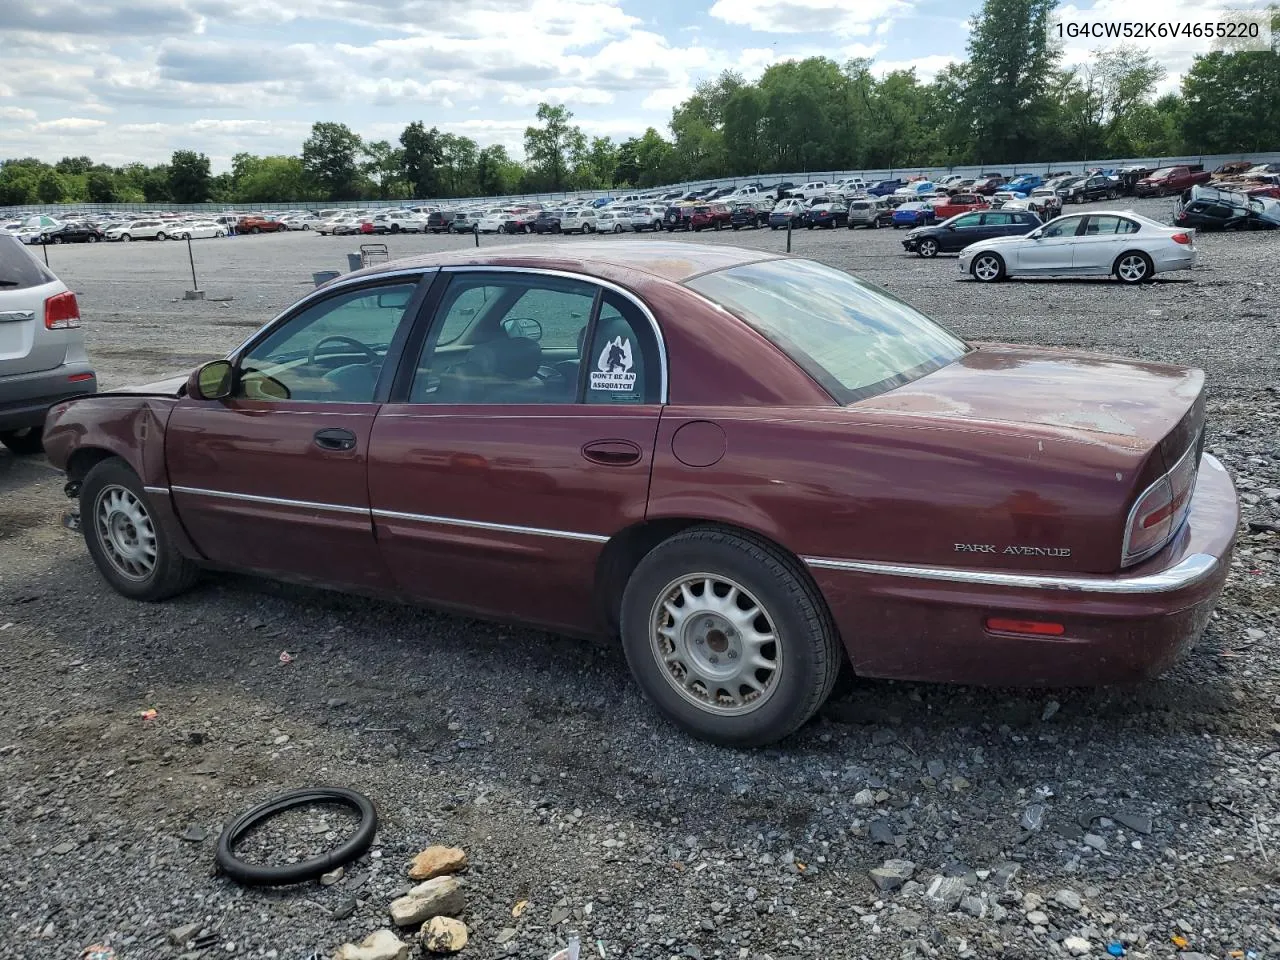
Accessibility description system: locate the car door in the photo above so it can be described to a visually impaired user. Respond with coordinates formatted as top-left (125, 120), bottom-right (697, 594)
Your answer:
top-left (1070, 214), bottom-right (1140, 273)
top-left (939, 212), bottom-right (986, 251)
top-left (1011, 214), bottom-right (1083, 272)
top-left (367, 268), bottom-right (665, 635)
top-left (165, 275), bottom-right (430, 589)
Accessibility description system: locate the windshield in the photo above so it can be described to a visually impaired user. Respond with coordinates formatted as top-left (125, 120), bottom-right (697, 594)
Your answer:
top-left (685, 259), bottom-right (968, 404)
top-left (1149, 168), bottom-right (1175, 178)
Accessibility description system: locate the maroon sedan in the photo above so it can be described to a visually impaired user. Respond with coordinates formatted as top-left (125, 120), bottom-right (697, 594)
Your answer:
top-left (43, 242), bottom-right (1238, 746)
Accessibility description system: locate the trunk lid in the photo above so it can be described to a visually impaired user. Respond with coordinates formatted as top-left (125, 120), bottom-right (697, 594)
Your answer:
top-left (854, 342), bottom-right (1204, 470)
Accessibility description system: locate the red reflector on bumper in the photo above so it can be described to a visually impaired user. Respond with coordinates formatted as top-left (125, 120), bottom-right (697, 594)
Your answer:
top-left (67, 373), bottom-right (94, 382)
top-left (986, 617), bottom-right (1065, 636)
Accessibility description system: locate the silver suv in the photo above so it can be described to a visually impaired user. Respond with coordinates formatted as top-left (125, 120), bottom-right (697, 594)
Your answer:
top-left (0, 234), bottom-right (96, 454)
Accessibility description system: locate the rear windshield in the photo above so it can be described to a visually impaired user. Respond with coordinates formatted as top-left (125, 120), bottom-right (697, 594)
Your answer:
top-left (685, 258), bottom-right (967, 404)
top-left (0, 234), bottom-right (55, 289)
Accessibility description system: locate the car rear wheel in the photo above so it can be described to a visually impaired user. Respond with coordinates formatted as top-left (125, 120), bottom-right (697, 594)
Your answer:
top-left (620, 526), bottom-right (841, 747)
top-left (250, 227), bottom-right (261, 234)
top-left (971, 252), bottom-right (1005, 282)
top-left (156, 231), bottom-right (167, 241)
top-left (1114, 251), bottom-right (1153, 284)
top-left (121, 234), bottom-right (132, 241)
top-left (917, 238), bottom-right (939, 258)
top-left (0, 427), bottom-right (44, 455)
top-left (80, 459), bottom-right (200, 602)
top-left (87, 235), bottom-right (98, 243)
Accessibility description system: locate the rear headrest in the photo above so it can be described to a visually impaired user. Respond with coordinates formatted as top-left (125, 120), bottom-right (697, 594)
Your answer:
top-left (468, 336), bottom-right (541, 380)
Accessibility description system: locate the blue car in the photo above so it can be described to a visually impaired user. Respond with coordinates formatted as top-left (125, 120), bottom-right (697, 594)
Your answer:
top-left (867, 179), bottom-right (904, 196)
top-left (591, 197), bottom-right (615, 208)
top-left (1002, 175), bottom-right (1042, 198)
top-left (891, 202), bottom-right (935, 228)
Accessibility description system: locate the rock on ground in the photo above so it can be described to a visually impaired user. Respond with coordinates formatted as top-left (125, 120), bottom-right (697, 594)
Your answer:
top-left (421, 916), bottom-right (468, 954)
top-left (389, 876), bottom-right (466, 927)
top-left (333, 929), bottom-right (410, 960)
top-left (408, 845), bottom-right (468, 881)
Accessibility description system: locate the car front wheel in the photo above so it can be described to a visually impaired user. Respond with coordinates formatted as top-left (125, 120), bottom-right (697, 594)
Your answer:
top-left (121, 234), bottom-right (132, 241)
top-left (620, 526), bottom-right (841, 747)
top-left (917, 238), bottom-right (939, 258)
top-left (155, 232), bottom-right (167, 241)
top-left (1114, 251), bottom-right (1153, 284)
top-left (971, 252), bottom-right (1006, 282)
top-left (80, 459), bottom-right (200, 601)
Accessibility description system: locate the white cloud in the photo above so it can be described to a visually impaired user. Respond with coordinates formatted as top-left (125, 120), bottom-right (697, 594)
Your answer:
top-left (874, 54), bottom-right (960, 79)
top-left (708, 0), bottom-right (909, 37)
top-left (34, 117), bottom-right (108, 132)
top-left (0, 106), bottom-right (37, 121)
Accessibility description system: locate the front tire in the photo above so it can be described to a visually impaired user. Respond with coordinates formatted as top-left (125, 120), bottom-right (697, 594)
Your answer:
top-left (1114, 251), bottom-right (1153, 284)
top-left (971, 252), bottom-right (1006, 282)
top-left (250, 227), bottom-right (260, 234)
top-left (80, 459), bottom-right (200, 602)
top-left (917, 238), bottom-right (939, 258)
top-left (0, 427), bottom-right (43, 455)
top-left (620, 526), bottom-right (841, 747)
top-left (121, 234), bottom-right (133, 242)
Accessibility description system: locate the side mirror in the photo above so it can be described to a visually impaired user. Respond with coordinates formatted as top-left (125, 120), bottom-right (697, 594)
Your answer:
top-left (188, 359), bottom-right (234, 401)
top-left (502, 316), bottom-right (543, 342)
top-left (1028, 228), bottom-right (1044, 240)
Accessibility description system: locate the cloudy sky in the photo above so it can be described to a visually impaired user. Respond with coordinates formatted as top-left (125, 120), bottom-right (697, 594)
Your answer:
top-left (0, 0), bottom-right (1270, 171)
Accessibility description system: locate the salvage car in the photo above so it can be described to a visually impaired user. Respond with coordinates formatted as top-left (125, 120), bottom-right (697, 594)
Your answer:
top-left (902, 209), bottom-right (1041, 258)
top-left (959, 211), bottom-right (1198, 284)
top-left (0, 234), bottom-right (96, 453)
top-left (105, 219), bottom-right (171, 242)
top-left (171, 221), bottom-right (228, 240)
top-left (931, 194), bottom-right (988, 221)
top-left (892, 202), bottom-right (935, 228)
top-left (531, 211), bottom-right (564, 234)
top-left (1175, 185), bottom-right (1280, 231)
top-left (802, 202), bottom-right (848, 229)
top-left (39, 222), bottom-right (105, 244)
top-left (237, 215), bottom-right (287, 234)
top-left (41, 241), bottom-right (1239, 747)
top-left (1060, 175), bottom-right (1121, 203)
top-left (846, 197), bottom-right (893, 229)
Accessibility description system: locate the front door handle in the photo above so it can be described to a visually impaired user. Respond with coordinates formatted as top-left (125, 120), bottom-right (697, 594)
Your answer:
top-left (314, 427), bottom-right (357, 451)
top-left (582, 439), bottom-right (642, 466)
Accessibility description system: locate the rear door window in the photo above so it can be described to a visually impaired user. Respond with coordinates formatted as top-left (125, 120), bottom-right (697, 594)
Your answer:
top-left (0, 234), bottom-right (54, 289)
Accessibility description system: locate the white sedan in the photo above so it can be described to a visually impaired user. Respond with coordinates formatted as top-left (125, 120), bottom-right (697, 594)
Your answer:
top-left (477, 213), bottom-right (518, 233)
top-left (171, 221), bottom-right (227, 240)
top-left (958, 210), bottom-right (1198, 285)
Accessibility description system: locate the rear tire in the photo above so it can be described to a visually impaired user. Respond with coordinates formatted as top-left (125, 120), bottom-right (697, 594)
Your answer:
top-left (0, 427), bottom-right (44, 455)
top-left (250, 227), bottom-right (260, 234)
top-left (1114, 251), bottom-right (1153, 284)
top-left (121, 234), bottom-right (132, 242)
top-left (620, 526), bottom-right (841, 747)
top-left (156, 232), bottom-right (167, 241)
top-left (80, 459), bottom-right (200, 602)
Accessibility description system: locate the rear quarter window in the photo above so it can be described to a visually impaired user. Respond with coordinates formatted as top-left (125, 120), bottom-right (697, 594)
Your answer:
top-left (0, 234), bottom-right (55, 290)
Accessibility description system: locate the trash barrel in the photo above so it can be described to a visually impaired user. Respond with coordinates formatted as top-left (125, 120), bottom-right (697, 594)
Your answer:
top-left (347, 252), bottom-right (363, 272)
top-left (312, 270), bottom-right (340, 287)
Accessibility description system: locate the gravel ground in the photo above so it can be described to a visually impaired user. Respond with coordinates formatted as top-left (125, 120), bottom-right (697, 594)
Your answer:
top-left (2, 196), bottom-right (1278, 960)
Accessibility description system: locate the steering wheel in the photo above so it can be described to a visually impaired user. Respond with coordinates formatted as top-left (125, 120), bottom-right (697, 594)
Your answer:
top-left (308, 335), bottom-right (377, 366)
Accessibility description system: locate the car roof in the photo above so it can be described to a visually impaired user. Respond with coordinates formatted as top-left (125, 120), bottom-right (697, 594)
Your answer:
top-left (352, 240), bottom-right (785, 284)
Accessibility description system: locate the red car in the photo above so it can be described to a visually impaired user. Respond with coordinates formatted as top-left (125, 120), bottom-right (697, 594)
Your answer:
top-left (932, 193), bottom-right (989, 220)
top-left (237, 215), bottom-right (287, 234)
top-left (43, 242), bottom-right (1238, 747)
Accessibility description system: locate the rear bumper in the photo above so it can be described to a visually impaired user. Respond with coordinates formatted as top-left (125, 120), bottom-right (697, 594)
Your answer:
top-left (0, 364), bottom-right (97, 431)
top-left (807, 454), bottom-right (1238, 686)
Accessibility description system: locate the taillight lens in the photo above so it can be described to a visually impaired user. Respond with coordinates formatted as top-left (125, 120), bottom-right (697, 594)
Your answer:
top-left (1171, 232), bottom-right (1192, 245)
top-left (1122, 438), bottom-right (1201, 567)
top-left (44, 291), bottom-right (80, 329)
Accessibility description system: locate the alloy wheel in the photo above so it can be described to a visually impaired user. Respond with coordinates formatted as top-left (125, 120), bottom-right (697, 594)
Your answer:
top-left (973, 254), bottom-right (1002, 281)
top-left (1116, 254), bottom-right (1149, 283)
top-left (95, 485), bottom-right (158, 582)
top-left (919, 238), bottom-right (938, 258)
top-left (649, 573), bottom-right (781, 717)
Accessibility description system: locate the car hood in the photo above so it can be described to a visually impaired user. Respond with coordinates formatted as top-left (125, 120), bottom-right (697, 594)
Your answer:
top-left (108, 371), bottom-right (191, 396)
top-left (852, 343), bottom-right (1203, 453)
top-left (959, 234), bottom-right (1027, 253)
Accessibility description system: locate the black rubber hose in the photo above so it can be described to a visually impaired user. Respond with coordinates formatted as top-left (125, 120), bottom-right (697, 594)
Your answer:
top-left (214, 787), bottom-right (378, 886)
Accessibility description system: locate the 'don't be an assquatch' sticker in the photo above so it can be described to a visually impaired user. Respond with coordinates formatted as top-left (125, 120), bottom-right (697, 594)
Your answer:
top-left (590, 335), bottom-right (637, 391)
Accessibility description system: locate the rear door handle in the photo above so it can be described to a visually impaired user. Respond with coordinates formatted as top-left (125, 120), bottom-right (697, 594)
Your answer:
top-left (582, 439), bottom-right (642, 466)
top-left (314, 427), bottom-right (357, 451)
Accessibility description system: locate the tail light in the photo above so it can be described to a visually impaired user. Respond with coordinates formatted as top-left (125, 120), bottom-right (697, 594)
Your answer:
top-left (44, 291), bottom-right (81, 329)
top-left (1171, 232), bottom-right (1192, 244)
top-left (1122, 436), bottom-right (1201, 567)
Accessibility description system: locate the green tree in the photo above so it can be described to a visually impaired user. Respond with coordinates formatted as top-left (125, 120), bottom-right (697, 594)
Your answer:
top-left (55, 156), bottom-right (94, 175)
top-left (437, 133), bottom-right (480, 196)
top-left (475, 144), bottom-right (519, 195)
top-left (524, 103), bottom-right (587, 191)
top-left (1179, 13), bottom-right (1280, 153)
top-left (577, 137), bottom-right (618, 188)
top-left (963, 0), bottom-right (1061, 163)
top-left (37, 170), bottom-right (66, 203)
top-left (169, 149), bottom-right (212, 203)
top-left (362, 140), bottom-right (404, 198)
top-left (236, 156), bottom-right (310, 203)
top-left (614, 137), bottom-right (640, 186)
top-left (302, 121), bottom-right (363, 200)
top-left (400, 121), bottom-right (443, 197)
top-left (86, 171), bottom-right (118, 203)
top-left (634, 128), bottom-right (675, 187)
top-left (722, 86), bottom-right (766, 174)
